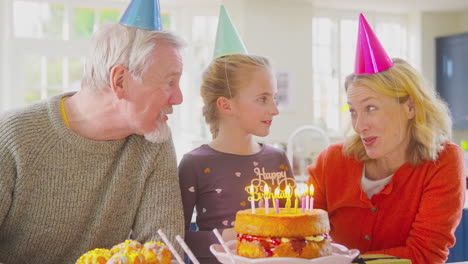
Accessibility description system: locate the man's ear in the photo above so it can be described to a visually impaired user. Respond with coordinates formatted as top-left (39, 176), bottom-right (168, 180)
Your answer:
top-left (109, 64), bottom-right (128, 99)
top-left (216, 96), bottom-right (232, 115)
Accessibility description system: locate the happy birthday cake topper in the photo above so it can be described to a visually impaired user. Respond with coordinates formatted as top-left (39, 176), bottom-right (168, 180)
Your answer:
top-left (245, 181), bottom-right (315, 215)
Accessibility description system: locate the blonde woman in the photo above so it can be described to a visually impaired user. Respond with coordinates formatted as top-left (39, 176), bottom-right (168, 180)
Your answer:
top-left (307, 58), bottom-right (465, 264)
top-left (178, 54), bottom-right (294, 264)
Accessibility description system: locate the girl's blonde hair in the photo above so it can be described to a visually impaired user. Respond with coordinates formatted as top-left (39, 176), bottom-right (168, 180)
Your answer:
top-left (343, 58), bottom-right (452, 166)
top-left (201, 54), bottom-right (271, 139)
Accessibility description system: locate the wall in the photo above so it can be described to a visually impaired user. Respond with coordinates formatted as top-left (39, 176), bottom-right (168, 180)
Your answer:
top-left (407, 12), bottom-right (422, 70)
top-left (223, 0), bottom-right (315, 144)
top-left (420, 10), bottom-right (468, 146)
top-left (421, 11), bottom-right (467, 85)
top-left (458, 11), bottom-right (468, 146)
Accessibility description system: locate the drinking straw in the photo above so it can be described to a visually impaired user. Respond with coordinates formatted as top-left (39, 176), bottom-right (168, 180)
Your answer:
top-left (212, 228), bottom-right (236, 264)
top-left (157, 229), bottom-right (185, 264)
top-left (175, 235), bottom-right (200, 264)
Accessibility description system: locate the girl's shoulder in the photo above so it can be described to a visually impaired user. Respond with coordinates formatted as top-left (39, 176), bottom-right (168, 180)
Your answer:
top-left (261, 144), bottom-right (286, 154)
top-left (182, 144), bottom-right (215, 159)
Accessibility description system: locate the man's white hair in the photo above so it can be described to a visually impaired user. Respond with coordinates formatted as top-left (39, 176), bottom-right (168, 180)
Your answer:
top-left (82, 23), bottom-right (186, 91)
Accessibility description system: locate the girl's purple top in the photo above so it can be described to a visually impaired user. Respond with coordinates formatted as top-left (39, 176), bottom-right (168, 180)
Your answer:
top-left (178, 144), bottom-right (294, 263)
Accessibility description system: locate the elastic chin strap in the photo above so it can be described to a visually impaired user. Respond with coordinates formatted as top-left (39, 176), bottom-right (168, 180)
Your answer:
top-left (224, 56), bottom-right (233, 99)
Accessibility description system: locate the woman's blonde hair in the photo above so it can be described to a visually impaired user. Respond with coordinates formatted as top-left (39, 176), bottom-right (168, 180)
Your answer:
top-left (201, 54), bottom-right (271, 139)
top-left (343, 58), bottom-right (452, 166)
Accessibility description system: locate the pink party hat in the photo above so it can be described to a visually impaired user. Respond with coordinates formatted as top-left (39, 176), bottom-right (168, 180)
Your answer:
top-left (354, 13), bottom-right (393, 75)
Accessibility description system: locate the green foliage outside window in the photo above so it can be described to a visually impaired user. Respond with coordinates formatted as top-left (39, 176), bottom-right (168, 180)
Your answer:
top-left (74, 7), bottom-right (95, 38)
top-left (162, 14), bottom-right (171, 29)
top-left (25, 88), bottom-right (62, 103)
top-left (69, 57), bottom-right (84, 88)
top-left (42, 4), bottom-right (64, 39)
top-left (24, 88), bottom-right (41, 103)
top-left (99, 9), bottom-right (120, 24)
top-left (23, 54), bottom-right (41, 87)
top-left (47, 57), bottom-right (62, 87)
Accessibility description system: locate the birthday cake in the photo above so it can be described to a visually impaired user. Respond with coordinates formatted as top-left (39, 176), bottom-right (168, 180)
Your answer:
top-left (75, 240), bottom-right (172, 264)
top-left (234, 208), bottom-right (332, 259)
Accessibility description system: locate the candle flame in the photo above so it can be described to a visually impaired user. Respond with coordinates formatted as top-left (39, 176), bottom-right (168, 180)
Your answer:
top-left (285, 185), bottom-right (291, 196)
top-left (274, 187), bottom-right (280, 198)
top-left (264, 184), bottom-right (270, 194)
top-left (250, 185), bottom-right (254, 193)
top-left (309, 184), bottom-right (315, 196)
top-left (294, 188), bottom-right (300, 197)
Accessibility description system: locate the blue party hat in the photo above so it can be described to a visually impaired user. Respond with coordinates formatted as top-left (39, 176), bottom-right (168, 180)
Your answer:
top-left (120, 0), bottom-right (162, 31)
top-left (213, 5), bottom-right (248, 58)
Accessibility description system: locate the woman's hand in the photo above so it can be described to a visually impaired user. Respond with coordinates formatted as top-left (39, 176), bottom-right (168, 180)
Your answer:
top-left (222, 227), bottom-right (237, 241)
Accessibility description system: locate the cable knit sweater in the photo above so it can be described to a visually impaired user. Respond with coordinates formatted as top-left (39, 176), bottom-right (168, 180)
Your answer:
top-left (0, 93), bottom-right (184, 264)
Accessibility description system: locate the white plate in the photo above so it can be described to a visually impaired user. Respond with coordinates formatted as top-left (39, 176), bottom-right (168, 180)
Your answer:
top-left (209, 240), bottom-right (359, 264)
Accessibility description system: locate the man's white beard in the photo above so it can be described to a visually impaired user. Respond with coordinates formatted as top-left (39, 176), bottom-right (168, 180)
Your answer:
top-left (144, 121), bottom-right (171, 143)
top-left (144, 108), bottom-right (172, 143)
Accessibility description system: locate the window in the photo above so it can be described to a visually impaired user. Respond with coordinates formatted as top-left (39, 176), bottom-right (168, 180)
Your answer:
top-left (164, 7), bottom-right (219, 159)
top-left (312, 12), bottom-right (408, 135)
top-left (7, 0), bottom-right (124, 108)
top-left (2, 0), bottom-right (218, 160)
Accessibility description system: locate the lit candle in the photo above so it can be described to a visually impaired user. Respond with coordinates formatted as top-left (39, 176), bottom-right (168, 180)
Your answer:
top-left (285, 185), bottom-right (291, 209)
top-left (264, 184), bottom-right (270, 214)
top-left (301, 186), bottom-right (306, 213)
top-left (309, 184), bottom-right (315, 210)
top-left (272, 187), bottom-right (277, 211)
top-left (274, 187), bottom-right (280, 214)
top-left (305, 186), bottom-right (310, 211)
top-left (294, 188), bottom-right (299, 214)
top-left (249, 185), bottom-right (256, 214)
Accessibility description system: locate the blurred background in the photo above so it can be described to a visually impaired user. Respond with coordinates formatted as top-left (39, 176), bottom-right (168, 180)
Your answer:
top-left (0, 0), bottom-right (467, 179)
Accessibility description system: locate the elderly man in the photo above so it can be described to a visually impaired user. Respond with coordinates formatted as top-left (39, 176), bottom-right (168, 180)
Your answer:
top-left (0, 7), bottom-right (186, 264)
